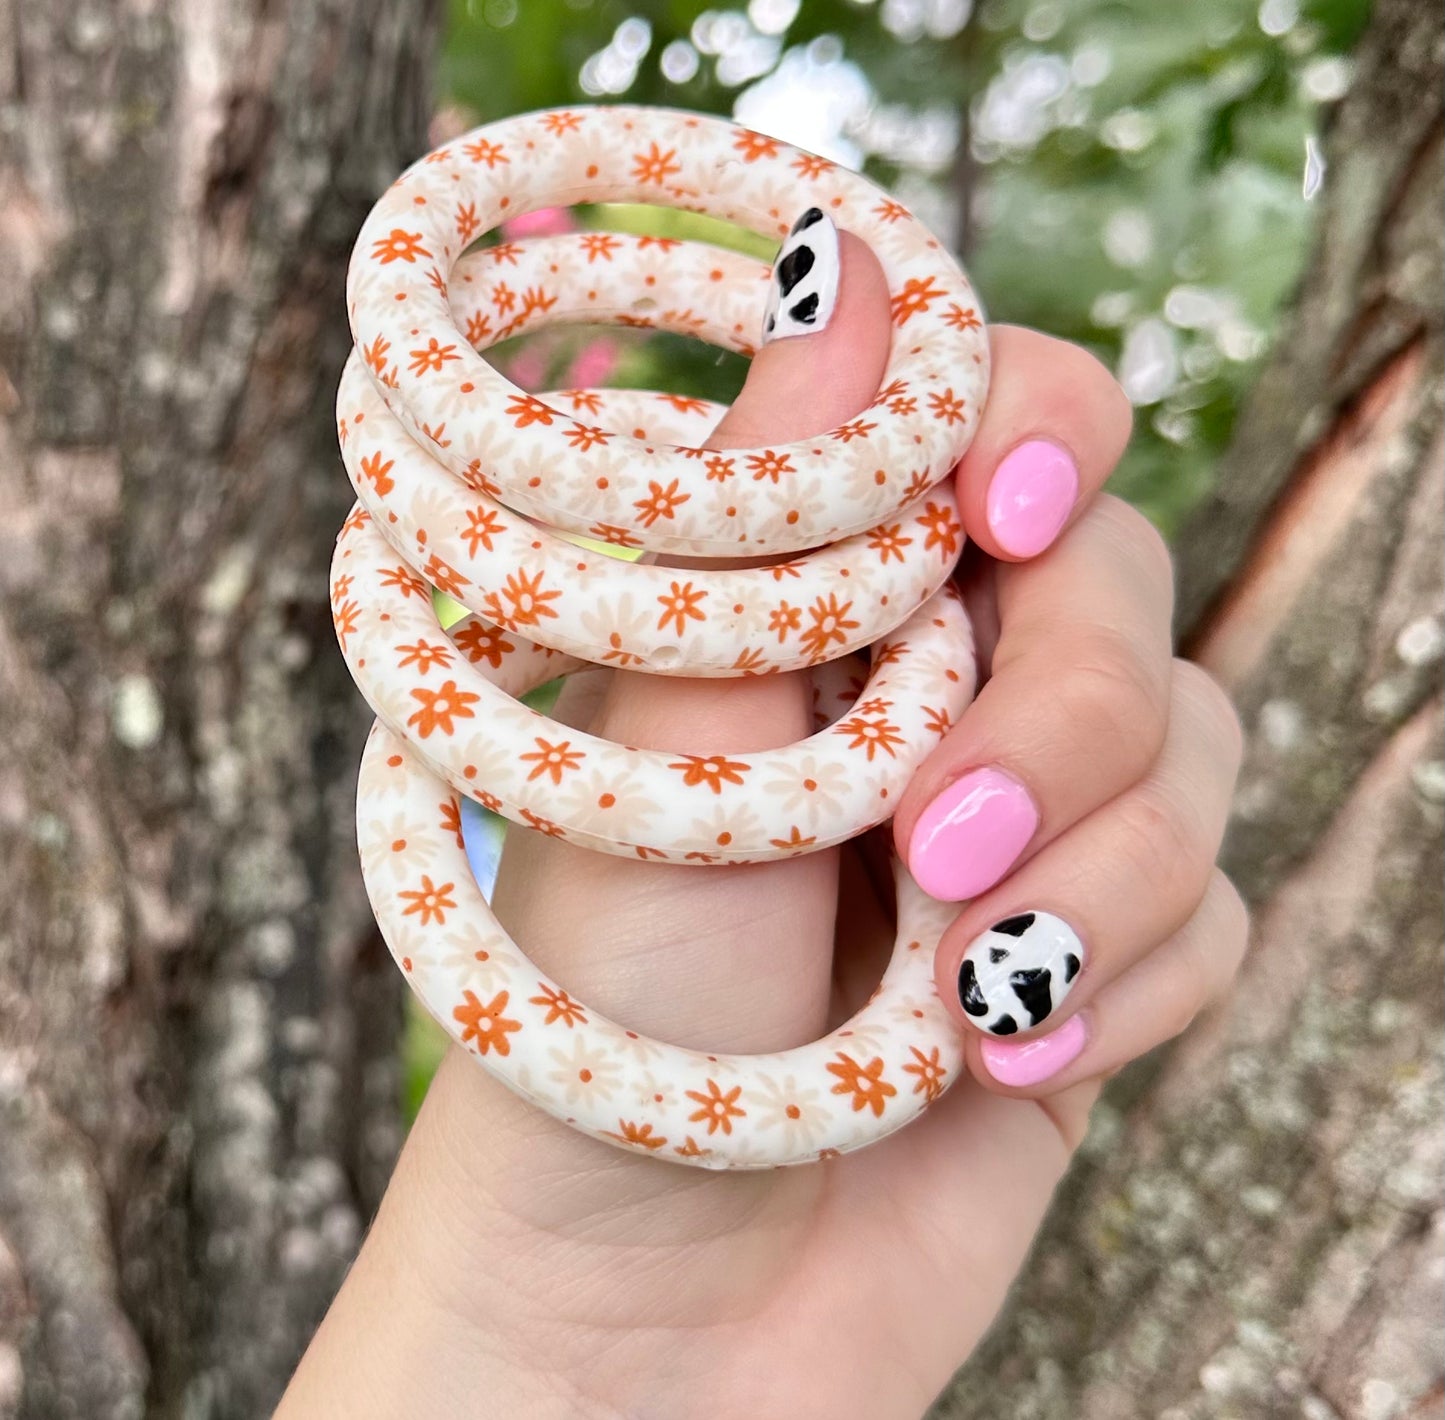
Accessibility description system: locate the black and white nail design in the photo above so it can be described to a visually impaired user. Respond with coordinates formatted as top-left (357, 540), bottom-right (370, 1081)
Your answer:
top-left (762, 207), bottom-right (839, 343)
top-left (956, 911), bottom-right (1084, 1037)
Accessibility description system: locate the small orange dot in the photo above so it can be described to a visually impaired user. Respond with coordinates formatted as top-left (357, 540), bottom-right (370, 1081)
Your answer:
top-left (391, 839), bottom-right (406, 852)
top-left (387, 755), bottom-right (403, 767)
top-left (626, 1030), bottom-right (639, 1039)
top-left (716, 831), bottom-right (732, 846)
top-left (874, 469), bottom-right (886, 484)
top-left (596, 477), bottom-right (609, 489)
top-left (394, 292), bottom-right (406, 301)
top-left (654, 1092), bottom-right (664, 1102)
top-left (531, 538), bottom-right (542, 549)
top-left (461, 382), bottom-right (474, 392)
top-left (785, 1104), bottom-right (801, 1119)
top-left (710, 269), bottom-right (723, 282)
top-left (576, 561), bottom-right (586, 571)
top-left (645, 274), bottom-right (656, 286)
top-left (598, 793), bottom-right (616, 808)
top-left (402, 957), bottom-right (413, 971)
top-left (733, 603), bottom-right (744, 614)
top-left (803, 779), bottom-right (817, 791)
top-left (499, 196), bottom-right (510, 207)
top-left (633, 428), bottom-right (647, 438)
top-left (475, 949), bottom-right (489, 962)
top-left (726, 506), bottom-right (736, 516)
top-left (587, 164), bottom-right (599, 177)
top-left (913, 1008), bottom-right (924, 1018)
top-left (579, 1069), bottom-right (592, 1083)
top-left (785, 510), bottom-right (799, 524)
top-left (528, 477), bottom-right (540, 487)
top-left (464, 765), bottom-right (477, 779)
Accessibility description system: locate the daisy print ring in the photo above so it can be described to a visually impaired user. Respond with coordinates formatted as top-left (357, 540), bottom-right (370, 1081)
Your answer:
top-left (334, 105), bottom-right (990, 1168)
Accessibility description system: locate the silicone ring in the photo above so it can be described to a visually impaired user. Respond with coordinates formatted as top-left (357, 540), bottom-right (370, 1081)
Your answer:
top-left (337, 232), bottom-right (966, 676)
top-left (336, 104), bottom-right (989, 1167)
top-left (333, 502), bottom-right (972, 861)
top-left (347, 105), bottom-right (988, 557)
top-left (360, 722), bottom-right (964, 1169)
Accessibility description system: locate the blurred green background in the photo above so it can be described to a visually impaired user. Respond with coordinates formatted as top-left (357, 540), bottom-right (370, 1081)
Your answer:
top-left (406, 0), bottom-right (1372, 1115)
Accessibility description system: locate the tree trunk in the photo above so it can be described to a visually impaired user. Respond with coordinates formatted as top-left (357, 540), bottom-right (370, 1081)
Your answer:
top-left (937, 0), bottom-right (1444, 1415)
top-left (0, 3), bottom-right (435, 1416)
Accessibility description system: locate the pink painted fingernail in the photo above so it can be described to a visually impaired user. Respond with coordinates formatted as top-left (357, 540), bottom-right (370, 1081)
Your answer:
top-left (907, 767), bottom-right (1039, 902)
top-left (986, 440), bottom-right (1079, 557)
top-left (980, 1013), bottom-right (1088, 1088)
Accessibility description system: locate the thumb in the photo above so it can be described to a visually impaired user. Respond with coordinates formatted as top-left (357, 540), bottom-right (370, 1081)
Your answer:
top-left (491, 219), bottom-right (893, 1059)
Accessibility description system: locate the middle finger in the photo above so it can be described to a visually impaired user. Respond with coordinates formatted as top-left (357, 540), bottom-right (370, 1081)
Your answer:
top-left (894, 494), bottom-right (1176, 903)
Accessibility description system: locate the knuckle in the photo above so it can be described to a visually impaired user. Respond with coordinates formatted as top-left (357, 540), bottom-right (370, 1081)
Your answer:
top-left (1052, 340), bottom-right (1135, 446)
top-left (1112, 782), bottom-right (1212, 905)
top-left (1056, 624), bottom-right (1170, 768)
top-left (1172, 659), bottom-right (1245, 775)
top-left (1210, 870), bottom-right (1252, 972)
top-left (1170, 872), bottom-right (1251, 1024)
top-left (1096, 495), bottom-right (1175, 591)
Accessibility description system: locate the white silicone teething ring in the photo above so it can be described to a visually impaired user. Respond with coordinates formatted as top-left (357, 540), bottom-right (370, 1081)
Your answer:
top-left (335, 104), bottom-right (988, 1167)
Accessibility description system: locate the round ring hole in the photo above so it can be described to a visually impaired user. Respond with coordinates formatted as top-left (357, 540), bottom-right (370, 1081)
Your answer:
top-left (652, 644), bottom-right (681, 668)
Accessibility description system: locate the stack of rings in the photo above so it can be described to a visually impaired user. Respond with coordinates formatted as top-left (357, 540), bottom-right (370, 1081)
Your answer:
top-left (332, 105), bottom-right (990, 1168)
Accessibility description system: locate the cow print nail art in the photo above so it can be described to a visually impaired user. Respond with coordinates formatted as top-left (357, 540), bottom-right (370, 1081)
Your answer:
top-left (956, 911), bottom-right (1084, 1037)
top-left (762, 207), bottom-right (840, 343)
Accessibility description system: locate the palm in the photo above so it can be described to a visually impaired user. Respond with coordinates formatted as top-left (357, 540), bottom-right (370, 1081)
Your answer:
top-left (444, 571), bottom-right (1094, 1412)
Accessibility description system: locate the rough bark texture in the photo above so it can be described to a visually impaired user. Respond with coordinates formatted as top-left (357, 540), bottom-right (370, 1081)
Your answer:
top-left (936, 0), bottom-right (1444, 1415)
top-left (0, 3), bottom-right (436, 1416)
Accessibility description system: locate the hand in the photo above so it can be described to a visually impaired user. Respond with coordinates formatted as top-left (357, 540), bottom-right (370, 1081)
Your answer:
top-left (280, 233), bottom-right (1246, 1419)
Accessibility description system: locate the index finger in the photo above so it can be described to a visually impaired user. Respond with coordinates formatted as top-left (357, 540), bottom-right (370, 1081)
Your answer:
top-left (893, 495), bottom-right (1176, 900)
top-left (956, 325), bottom-right (1133, 562)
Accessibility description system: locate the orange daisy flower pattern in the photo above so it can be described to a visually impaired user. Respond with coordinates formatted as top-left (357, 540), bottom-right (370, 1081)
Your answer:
top-left (453, 989), bottom-right (521, 1055)
top-left (686, 1079), bottom-right (746, 1135)
top-left (340, 106), bottom-right (987, 1167)
top-left (827, 1053), bottom-right (897, 1117)
top-left (407, 680), bottom-right (480, 738)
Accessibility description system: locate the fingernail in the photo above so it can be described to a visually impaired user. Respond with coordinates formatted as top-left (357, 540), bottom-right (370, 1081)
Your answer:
top-left (762, 208), bottom-right (839, 344)
top-left (908, 767), bottom-right (1038, 902)
top-left (980, 1013), bottom-right (1088, 1087)
top-left (986, 440), bottom-right (1079, 557)
top-left (955, 911), bottom-right (1083, 1037)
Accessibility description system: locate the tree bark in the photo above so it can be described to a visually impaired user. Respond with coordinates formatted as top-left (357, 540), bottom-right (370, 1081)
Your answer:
top-left (936, 0), bottom-right (1444, 1415)
top-left (0, 3), bottom-right (436, 1416)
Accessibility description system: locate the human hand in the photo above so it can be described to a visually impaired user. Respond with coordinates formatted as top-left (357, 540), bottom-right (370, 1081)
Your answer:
top-left (281, 230), bottom-right (1246, 1420)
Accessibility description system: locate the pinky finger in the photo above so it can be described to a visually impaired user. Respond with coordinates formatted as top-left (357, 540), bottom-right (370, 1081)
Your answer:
top-left (968, 870), bottom-right (1250, 1097)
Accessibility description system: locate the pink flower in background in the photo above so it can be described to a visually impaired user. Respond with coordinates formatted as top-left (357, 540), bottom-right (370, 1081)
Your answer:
top-left (501, 207), bottom-right (574, 239)
top-left (567, 337), bottom-right (619, 388)
top-left (505, 349), bottom-right (549, 390)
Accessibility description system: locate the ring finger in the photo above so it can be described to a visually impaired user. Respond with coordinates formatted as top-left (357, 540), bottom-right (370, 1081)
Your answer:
top-left (933, 658), bottom-right (1243, 1045)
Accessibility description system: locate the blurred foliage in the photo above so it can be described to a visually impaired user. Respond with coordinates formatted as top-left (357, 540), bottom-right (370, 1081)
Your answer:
top-left (408, 0), bottom-right (1372, 1115)
top-left (443, 0), bottom-right (1370, 531)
